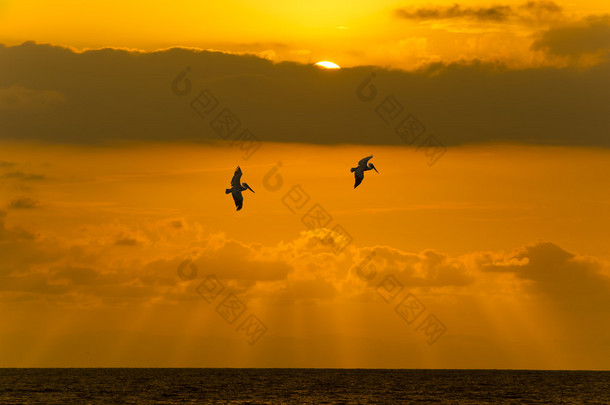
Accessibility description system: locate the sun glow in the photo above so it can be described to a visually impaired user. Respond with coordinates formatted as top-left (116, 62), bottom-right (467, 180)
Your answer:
top-left (315, 61), bottom-right (341, 69)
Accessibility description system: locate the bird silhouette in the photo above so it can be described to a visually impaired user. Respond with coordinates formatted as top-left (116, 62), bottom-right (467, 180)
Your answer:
top-left (225, 166), bottom-right (255, 211)
top-left (351, 155), bottom-right (378, 188)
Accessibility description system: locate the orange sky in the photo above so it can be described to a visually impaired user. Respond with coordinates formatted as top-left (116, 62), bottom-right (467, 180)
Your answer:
top-left (1, 0), bottom-right (609, 68)
top-left (1, 0), bottom-right (609, 368)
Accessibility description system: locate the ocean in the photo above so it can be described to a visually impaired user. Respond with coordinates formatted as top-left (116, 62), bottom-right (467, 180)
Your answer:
top-left (0, 369), bottom-right (608, 404)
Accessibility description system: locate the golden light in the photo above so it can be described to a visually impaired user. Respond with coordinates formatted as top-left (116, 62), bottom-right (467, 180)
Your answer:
top-left (315, 61), bottom-right (341, 69)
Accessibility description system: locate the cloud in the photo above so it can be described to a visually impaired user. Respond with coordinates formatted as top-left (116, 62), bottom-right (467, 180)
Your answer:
top-left (0, 219), bottom-right (464, 303)
top-left (480, 242), bottom-right (610, 310)
top-left (532, 15), bottom-right (610, 59)
top-left (190, 239), bottom-right (293, 284)
top-left (0, 211), bottom-right (36, 244)
top-left (169, 219), bottom-right (184, 229)
top-left (0, 85), bottom-right (65, 110)
top-left (2, 171), bottom-right (47, 181)
top-left (0, 213), bottom-right (50, 281)
top-left (395, 4), bottom-right (513, 22)
top-left (114, 237), bottom-right (139, 246)
top-left (0, 42), bottom-right (608, 148)
top-left (394, 1), bottom-right (563, 23)
top-left (0, 208), bottom-right (609, 370)
top-left (7, 197), bottom-right (40, 209)
top-left (0, 161), bottom-right (16, 168)
top-left (353, 245), bottom-right (474, 288)
top-left (0, 213), bottom-right (606, 323)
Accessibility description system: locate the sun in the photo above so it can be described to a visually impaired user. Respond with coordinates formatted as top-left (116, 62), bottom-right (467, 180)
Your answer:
top-left (315, 61), bottom-right (341, 69)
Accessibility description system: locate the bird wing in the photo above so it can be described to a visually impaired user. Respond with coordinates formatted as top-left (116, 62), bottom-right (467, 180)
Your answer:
top-left (232, 190), bottom-right (243, 211)
top-left (230, 166), bottom-right (242, 188)
top-left (354, 170), bottom-right (364, 188)
top-left (358, 155), bottom-right (373, 168)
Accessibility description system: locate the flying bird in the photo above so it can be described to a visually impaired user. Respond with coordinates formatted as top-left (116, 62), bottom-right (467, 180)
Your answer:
top-left (351, 155), bottom-right (378, 188)
top-left (225, 166), bottom-right (255, 211)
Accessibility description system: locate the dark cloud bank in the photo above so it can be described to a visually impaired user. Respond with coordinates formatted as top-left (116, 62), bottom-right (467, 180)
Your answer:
top-left (1, 40), bottom-right (609, 147)
top-left (394, 1), bottom-right (564, 22)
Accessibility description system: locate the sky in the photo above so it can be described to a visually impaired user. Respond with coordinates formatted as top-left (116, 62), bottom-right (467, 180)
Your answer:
top-left (1, 1), bottom-right (609, 369)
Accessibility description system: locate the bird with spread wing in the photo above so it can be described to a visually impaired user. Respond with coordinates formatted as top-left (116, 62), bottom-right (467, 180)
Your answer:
top-left (225, 166), bottom-right (255, 211)
top-left (350, 155), bottom-right (379, 188)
